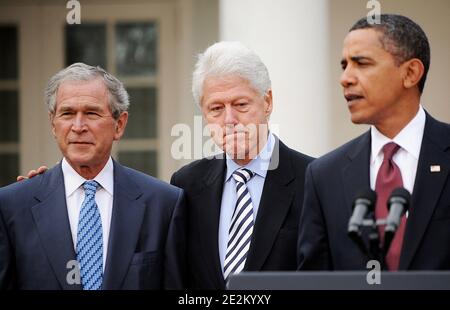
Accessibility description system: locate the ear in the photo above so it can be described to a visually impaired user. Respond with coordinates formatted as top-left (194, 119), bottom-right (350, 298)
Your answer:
top-left (264, 89), bottom-right (273, 119)
top-left (113, 111), bottom-right (128, 141)
top-left (403, 58), bottom-right (425, 90)
top-left (49, 113), bottom-right (56, 138)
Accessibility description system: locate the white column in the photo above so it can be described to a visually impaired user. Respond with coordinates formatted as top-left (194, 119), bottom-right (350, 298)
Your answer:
top-left (219, 0), bottom-right (330, 157)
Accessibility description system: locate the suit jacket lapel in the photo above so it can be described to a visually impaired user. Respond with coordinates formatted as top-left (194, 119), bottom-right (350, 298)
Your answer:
top-left (102, 161), bottom-right (146, 289)
top-left (193, 157), bottom-right (226, 288)
top-left (341, 132), bottom-right (372, 220)
top-left (31, 164), bottom-right (81, 290)
top-left (245, 139), bottom-right (295, 270)
top-left (400, 115), bottom-right (450, 269)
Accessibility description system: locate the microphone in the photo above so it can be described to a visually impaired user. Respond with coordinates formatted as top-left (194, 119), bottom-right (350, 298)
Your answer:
top-left (348, 189), bottom-right (377, 234)
top-left (384, 187), bottom-right (411, 253)
top-left (348, 189), bottom-right (377, 255)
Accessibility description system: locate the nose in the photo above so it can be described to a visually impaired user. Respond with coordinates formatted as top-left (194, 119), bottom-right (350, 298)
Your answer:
top-left (340, 66), bottom-right (357, 88)
top-left (224, 105), bottom-right (238, 126)
top-left (71, 113), bottom-right (88, 133)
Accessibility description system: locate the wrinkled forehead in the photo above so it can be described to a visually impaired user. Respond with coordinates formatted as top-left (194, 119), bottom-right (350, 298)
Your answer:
top-left (55, 78), bottom-right (109, 108)
top-left (201, 75), bottom-right (260, 103)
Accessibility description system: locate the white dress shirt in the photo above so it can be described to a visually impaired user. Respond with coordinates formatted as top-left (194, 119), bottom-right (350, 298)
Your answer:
top-left (370, 106), bottom-right (426, 197)
top-left (61, 157), bottom-right (114, 270)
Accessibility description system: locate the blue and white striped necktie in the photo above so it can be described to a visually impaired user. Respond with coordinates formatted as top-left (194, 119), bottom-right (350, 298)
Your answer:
top-left (223, 168), bottom-right (255, 280)
top-left (76, 180), bottom-right (103, 290)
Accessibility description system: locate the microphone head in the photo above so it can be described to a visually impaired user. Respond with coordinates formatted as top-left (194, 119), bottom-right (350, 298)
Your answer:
top-left (388, 187), bottom-right (411, 211)
top-left (352, 189), bottom-right (377, 212)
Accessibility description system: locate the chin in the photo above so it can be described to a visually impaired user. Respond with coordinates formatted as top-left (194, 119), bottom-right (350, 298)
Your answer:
top-left (350, 112), bottom-right (367, 125)
top-left (225, 149), bottom-right (249, 161)
top-left (66, 154), bottom-right (93, 165)
top-left (350, 118), bottom-right (363, 125)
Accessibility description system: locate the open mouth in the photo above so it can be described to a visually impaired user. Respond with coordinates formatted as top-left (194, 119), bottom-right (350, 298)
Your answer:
top-left (345, 94), bottom-right (364, 102)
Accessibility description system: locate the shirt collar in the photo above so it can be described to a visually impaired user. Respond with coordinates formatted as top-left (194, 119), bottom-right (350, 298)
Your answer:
top-left (371, 105), bottom-right (425, 164)
top-left (225, 132), bottom-right (275, 182)
top-left (61, 157), bottom-right (114, 197)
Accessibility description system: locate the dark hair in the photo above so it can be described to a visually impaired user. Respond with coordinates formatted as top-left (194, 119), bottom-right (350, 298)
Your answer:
top-left (350, 14), bottom-right (430, 93)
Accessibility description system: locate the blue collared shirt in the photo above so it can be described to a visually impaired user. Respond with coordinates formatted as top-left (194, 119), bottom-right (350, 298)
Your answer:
top-left (218, 132), bottom-right (275, 272)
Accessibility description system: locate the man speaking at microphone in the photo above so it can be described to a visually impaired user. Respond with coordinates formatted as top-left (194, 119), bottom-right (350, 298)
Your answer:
top-left (297, 14), bottom-right (450, 271)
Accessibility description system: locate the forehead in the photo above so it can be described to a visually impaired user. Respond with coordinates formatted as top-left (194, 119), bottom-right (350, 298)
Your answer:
top-left (202, 75), bottom-right (258, 101)
top-left (56, 78), bottom-right (109, 108)
top-left (342, 28), bottom-right (385, 56)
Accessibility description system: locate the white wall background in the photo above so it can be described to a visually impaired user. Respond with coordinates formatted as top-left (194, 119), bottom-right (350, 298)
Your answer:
top-left (220, 0), bottom-right (330, 157)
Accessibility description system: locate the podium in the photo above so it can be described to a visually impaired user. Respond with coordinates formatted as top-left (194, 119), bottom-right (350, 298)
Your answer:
top-left (227, 271), bottom-right (450, 290)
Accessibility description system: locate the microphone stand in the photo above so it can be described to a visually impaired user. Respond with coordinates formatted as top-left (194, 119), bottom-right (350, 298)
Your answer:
top-left (348, 187), bottom-right (410, 270)
top-left (350, 217), bottom-right (388, 269)
top-left (367, 219), bottom-right (381, 262)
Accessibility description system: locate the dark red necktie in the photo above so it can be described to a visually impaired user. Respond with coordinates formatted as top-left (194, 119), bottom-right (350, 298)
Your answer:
top-left (375, 142), bottom-right (406, 271)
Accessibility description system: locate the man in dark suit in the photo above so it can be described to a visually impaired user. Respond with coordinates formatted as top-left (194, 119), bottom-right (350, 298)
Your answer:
top-left (171, 42), bottom-right (313, 289)
top-left (298, 14), bottom-right (450, 271)
top-left (0, 63), bottom-right (186, 289)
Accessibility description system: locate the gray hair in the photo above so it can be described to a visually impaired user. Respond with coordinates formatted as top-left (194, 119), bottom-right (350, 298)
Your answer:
top-left (45, 62), bottom-right (129, 119)
top-left (192, 41), bottom-right (271, 106)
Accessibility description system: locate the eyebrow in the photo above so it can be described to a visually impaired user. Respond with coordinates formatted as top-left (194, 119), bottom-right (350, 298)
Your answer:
top-left (56, 106), bottom-right (73, 112)
top-left (206, 95), bottom-right (253, 106)
top-left (341, 56), bottom-right (373, 67)
top-left (57, 104), bottom-right (104, 113)
top-left (351, 56), bottom-right (371, 62)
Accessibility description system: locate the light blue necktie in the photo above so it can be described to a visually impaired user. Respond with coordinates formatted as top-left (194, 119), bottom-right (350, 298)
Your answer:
top-left (223, 168), bottom-right (255, 280)
top-left (76, 180), bottom-right (103, 290)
